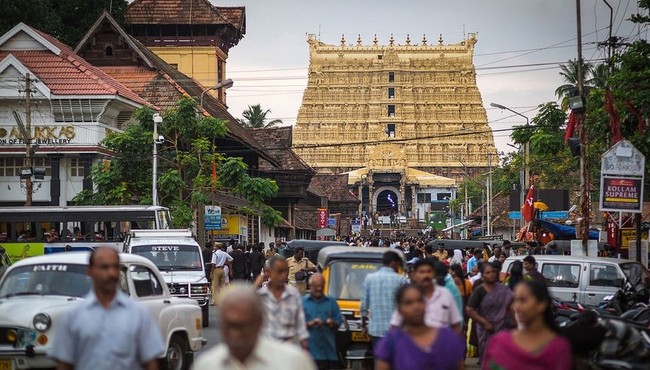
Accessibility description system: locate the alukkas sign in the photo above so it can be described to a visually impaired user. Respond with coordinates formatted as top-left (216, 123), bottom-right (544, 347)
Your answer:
top-left (0, 125), bottom-right (76, 145)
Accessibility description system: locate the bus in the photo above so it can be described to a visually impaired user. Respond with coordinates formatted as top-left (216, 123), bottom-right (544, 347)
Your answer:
top-left (0, 206), bottom-right (171, 262)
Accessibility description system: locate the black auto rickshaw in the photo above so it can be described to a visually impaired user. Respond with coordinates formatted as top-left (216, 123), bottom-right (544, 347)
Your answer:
top-left (317, 246), bottom-right (407, 370)
top-left (283, 239), bottom-right (348, 264)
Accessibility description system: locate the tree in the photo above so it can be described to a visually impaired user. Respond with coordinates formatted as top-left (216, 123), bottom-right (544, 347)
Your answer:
top-left (74, 97), bottom-right (284, 228)
top-left (555, 59), bottom-right (595, 110)
top-left (0, 0), bottom-right (128, 46)
top-left (237, 104), bottom-right (283, 128)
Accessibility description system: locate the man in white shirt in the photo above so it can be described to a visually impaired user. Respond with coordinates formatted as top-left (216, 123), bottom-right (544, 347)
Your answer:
top-left (191, 284), bottom-right (316, 370)
top-left (210, 242), bottom-right (233, 305)
top-left (390, 258), bottom-right (462, 333)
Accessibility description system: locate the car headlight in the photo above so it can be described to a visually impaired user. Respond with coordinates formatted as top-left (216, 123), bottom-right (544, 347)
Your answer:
top-left (33, 313), bottom-right (51, 332)
top-left (179, 287), bottom-right (187, 294)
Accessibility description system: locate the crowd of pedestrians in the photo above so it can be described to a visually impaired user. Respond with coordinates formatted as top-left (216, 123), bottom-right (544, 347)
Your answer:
top-left (54, 238), bottom-right (576, 370)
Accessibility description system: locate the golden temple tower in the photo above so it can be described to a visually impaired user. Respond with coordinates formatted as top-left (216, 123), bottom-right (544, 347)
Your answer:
top-left (293, 33), bottom-right (498, 217)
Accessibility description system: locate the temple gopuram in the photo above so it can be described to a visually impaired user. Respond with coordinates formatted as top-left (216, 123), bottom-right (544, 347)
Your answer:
top-left (293, 33), bottom-right (498, 218)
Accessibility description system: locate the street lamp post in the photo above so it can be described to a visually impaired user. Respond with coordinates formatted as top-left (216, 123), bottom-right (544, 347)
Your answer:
top-left (152, 113), bottom-right (163, 206)
top-left (200, 78), bottom-right (234, 110)
top-left (491, 103), bottom-right (530, 228)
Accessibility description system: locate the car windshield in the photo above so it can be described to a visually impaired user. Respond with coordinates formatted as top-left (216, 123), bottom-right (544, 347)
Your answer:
top-left (327, 261), bottom-right (382, 300)
top-left (132, 245), bottom-right (202, 271)
top-left (620, 262), bottom-right (650, 287)
top-left (0, 263), bottom-right (91, 298)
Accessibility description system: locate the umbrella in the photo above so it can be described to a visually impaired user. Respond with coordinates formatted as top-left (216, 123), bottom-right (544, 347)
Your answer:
top-left (534, 201), bottom-right (549, 211)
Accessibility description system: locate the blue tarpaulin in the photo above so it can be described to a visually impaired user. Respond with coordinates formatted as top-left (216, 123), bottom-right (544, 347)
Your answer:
top-left (535, 219), bottom-right (599, 240)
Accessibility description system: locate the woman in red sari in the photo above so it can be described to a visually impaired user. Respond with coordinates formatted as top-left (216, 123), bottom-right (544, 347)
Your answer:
top-left (482, 280), bottom-right (572, 370)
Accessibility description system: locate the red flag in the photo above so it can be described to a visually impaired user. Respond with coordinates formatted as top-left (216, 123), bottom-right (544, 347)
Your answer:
top-left (564, 111), bottom-right (577, 142)
top-left (521, 184), bottom-right (535, 222)
top-left (604, 88), bottom-right (622, 143)
top-left (627, 101), bottom-right (644, 134)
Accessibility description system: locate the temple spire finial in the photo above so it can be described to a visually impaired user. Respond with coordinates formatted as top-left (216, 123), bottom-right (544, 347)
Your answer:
top-left (341, 34), bottom-right (346, 46)
top-left (389, 33), bottom-right (394, 47)
top-left (422, 34), bottom-right (427, 45)
top-left (438, 34), bottom-right (444, 45)
top-left (405, 34), bottom-right (411, 45)
top-left (373, 34), bottom-right (378, 46)
top-left (357, 34), bottom-right (362, 46)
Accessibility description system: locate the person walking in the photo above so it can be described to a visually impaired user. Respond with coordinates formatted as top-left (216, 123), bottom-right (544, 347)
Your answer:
top-left (483, 280), bottom-right (572, 370)
top-left (374, 284), bottom-right (466, 370)
top-left (361, 250), bottom-right (407, 350)
top-left (523, 256), bottom-right (546, 284)
top-left (390, 258), bottom-right (462, 333)
top-left (192, 284), bottom-right (317, 370)
top-left (211, 242), bottom-right (233, 305)
top-left (466, 261), bottom-right (515, 364)
top-left (257, 255), bottom-right (310, 348)
top-left (287, 247), bottom-right (317, 294)
top-left (302, 274), bottom-right (343, 370)
top-left (250, 244), bottom-right (265, 280)
top-left (504, 260), bottom-right (530, 290)
top-left (230, 244), bottom-right (248, 281)
top-left (51, 248), bottom-right (164, 370)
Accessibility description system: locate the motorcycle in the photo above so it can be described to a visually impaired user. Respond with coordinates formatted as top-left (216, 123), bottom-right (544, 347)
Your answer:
top-left (558, 310), bottom-right (650, 369)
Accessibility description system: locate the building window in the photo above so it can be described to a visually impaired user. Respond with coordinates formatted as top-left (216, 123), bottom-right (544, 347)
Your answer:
top-left (104, 45), bottom-right (113, 57)
top-left (388, 88), bottom-right (395, 99)
top-left (417, 193), bottom-right (432, 203)
top-left (437, 193), bottom-right (452, 201)
top-left (378, 55), bottom-right (383, 60)
top-left (386, 124), bottom-right (396, 138)
top-left (0, 157), bottom-right (50, 177)
top-left (70, 158), bottom-right (84, 177)
top-left (388, 105), bottom-right (395, 117)
top-left (388, 71), bottom-right (395, 82)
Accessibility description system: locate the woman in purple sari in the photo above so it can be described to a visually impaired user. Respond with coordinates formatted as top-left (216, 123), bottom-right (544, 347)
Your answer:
top-left (465, 261), bottom-right (514, 364)
top-left (374, 284), bottom-right (465, 370)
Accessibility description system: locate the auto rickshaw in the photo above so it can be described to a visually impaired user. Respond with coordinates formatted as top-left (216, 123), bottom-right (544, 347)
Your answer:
top-left (317, 246), bottom-right (406, 370)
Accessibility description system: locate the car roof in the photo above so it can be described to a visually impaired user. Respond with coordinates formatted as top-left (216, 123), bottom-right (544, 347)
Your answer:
top-left (8, 251), bottom-right (157, 268)
top-left (504, 254), bottom-right (639, 265)
top-left (286, 239), bottom-right (348, 251)
top-left (317, 246), bottom-right (406, 267)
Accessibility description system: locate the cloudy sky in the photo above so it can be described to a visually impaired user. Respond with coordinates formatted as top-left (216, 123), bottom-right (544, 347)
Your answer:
top-left (217, 0), bottom-right (646, 154)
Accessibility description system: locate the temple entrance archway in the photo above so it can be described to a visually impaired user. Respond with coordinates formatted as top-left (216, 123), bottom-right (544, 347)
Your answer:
top-left (373, 187), bottom-right (400, 214)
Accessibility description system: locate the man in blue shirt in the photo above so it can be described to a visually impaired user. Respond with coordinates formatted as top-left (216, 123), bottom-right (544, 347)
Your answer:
top-left (51, 248), bottom-right (164, 370)
top-left (361, 250), bottom-right (406, 350)
top-left (302, 274), bottom-right (343, 370)
top-left (466, 248), bottom-right (479, 275)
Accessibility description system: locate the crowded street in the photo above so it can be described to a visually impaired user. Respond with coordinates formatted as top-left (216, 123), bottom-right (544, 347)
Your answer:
top-left (1, 0), bottom-right (650, 369)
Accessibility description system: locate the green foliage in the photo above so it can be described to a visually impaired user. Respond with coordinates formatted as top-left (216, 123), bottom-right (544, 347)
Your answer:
top-left (237, 104), bottom-right (283, 128)
top-left (0, 0), bottom-right (128, 46)
top-left (74, 97), bottom-right (282, 228)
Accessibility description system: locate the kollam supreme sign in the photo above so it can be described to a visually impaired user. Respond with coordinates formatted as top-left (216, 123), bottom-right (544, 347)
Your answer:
top-left (600, 140), bottom-right (645, 213)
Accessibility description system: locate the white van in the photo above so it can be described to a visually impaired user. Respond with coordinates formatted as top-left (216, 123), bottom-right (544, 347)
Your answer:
top-left (124, 229), bottom-right (210, 326)
top-left (502, 255), bottom-right (650, 307)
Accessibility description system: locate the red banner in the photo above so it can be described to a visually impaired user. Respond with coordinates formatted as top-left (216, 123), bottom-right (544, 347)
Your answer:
top-left (317, 208), bottom-right (328, 229)
top-left (317, 208), bottom-right (328, 240)
top-left (522, 185), bottom-right (535, 222)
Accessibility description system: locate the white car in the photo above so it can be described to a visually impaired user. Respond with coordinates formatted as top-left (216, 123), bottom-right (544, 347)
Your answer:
top-left (0, 252), bottom-right (206, 370)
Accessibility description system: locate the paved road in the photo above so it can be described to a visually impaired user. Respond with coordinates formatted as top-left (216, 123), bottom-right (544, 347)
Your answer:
top-left (196, 305), bottom-right (481, 369)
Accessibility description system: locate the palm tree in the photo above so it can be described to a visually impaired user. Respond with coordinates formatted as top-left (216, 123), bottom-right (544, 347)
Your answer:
top-left (555, 59), bottom-right (594, 110)
top-left (237, 104), bottom-right (283, 128)
top-left (590, 63), bottom-right (610, 89)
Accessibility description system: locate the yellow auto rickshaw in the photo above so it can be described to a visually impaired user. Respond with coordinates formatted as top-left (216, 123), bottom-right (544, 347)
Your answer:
top-left (317, 246), bottom-right (407, 370)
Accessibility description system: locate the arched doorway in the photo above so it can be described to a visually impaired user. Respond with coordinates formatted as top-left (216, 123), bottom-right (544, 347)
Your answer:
top-left (375, 188), bottom-right (399, 214)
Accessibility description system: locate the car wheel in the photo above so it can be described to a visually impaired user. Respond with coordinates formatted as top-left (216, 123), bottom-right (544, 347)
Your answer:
top-left (202, 305), bottom-right (209, 327)
top-left (162, 334), bottom-right (190, 370)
